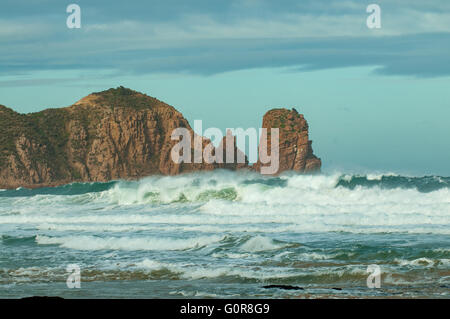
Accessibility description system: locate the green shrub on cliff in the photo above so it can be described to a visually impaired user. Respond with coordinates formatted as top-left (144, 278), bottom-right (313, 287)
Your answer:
top-left (93, 86), bottom-right (160, 110)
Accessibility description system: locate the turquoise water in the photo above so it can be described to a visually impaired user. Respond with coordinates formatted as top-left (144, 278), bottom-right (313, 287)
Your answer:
top-left (0, 171), bottom-right (449, 298)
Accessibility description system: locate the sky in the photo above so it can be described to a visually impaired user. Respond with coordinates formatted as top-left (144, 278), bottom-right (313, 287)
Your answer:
top-left (0, 0), bottom-right (449, 175)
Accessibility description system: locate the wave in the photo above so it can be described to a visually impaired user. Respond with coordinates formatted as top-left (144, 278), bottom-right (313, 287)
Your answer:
top-left (89, 172), bottom-right (450, 208)
top-left (0, 261), bottom-right (367, 284)
top-left (394, 257), bottom-right (450, 267)
top-left (35, 234), bottom-right (225, 251)
top-left (240, 235), bottom-right (286, 252)
top-left (135, 258), bottom-right (300, 281)
top-left (0, 181), bottom-right (116, 198)
top-left (3, 262), bottom-right (446, 287)
top-left (133, 258), bottom-right (373, 283)
top-left (24, 221), bottom-right (449, 236)
top-left (0, 235), bottom-right (37, 246)
top-left (337, 174), bottom-right (450, 193)
top-left (34, 233), bottom-right (293, 253)
top-left (1, 171), bottom-right (449, 201)
top-left (1, 171), bottom-right (448, 235)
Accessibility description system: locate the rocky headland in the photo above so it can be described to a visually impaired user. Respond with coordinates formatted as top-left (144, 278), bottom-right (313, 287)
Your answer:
top-left (0, 87), bottom-right (321, 189)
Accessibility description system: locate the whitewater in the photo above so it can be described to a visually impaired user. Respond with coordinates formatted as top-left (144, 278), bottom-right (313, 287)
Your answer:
top-left (0, 170), bottom-right (449, 298)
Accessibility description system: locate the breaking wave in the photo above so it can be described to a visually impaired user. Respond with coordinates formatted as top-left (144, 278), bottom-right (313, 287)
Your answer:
top-left (1, 171), bottom-right (449, 235)
top-left (0, 168), bottom-right (448, 298)
top-left (35, 234), bottom-right (225, 251)
top-left (1, 171), bottom-right (449, 202)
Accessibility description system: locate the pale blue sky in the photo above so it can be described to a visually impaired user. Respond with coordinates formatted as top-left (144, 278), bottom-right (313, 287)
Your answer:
top-left (1, 1), bottom-right (449, 175)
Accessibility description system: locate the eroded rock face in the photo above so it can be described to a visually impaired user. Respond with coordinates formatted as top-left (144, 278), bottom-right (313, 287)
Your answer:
top-left (0, 88), bottom-right (321, 189)
top-left (215, 130), bottom-right (249, 171)
top-left (0, 88), bottom-right (246, 188)
top-left (253, 108), bottom-right (321, 175)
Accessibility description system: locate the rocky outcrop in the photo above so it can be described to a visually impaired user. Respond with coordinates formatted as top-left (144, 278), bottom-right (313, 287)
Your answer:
top-left (0, 87), bottom-right (320, 189)
top-left (253, 108), bottom-right (321, 174)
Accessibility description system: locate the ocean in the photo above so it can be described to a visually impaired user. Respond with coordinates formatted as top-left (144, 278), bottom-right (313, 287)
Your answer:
top-left (0, 171), bottom-right (449, 298)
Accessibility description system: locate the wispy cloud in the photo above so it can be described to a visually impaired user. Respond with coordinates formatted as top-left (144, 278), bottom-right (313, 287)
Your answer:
top-left (1, 0), bottom-right (449, 79)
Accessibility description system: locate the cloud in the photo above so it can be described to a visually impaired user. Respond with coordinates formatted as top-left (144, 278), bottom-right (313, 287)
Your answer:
top-left (0, 0), bottom-right (450, 79)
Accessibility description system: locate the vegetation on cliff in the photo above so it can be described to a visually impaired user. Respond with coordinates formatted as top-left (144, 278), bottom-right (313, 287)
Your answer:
top-left (0, 87), bottom-right (321, 189)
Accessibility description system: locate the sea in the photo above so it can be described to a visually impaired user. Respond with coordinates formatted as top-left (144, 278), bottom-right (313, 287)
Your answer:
top-left (0, 170), bottom-right (449, 298)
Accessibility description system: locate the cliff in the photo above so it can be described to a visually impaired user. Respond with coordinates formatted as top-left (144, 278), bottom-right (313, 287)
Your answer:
top-left (0, 87), bottom-right (320, 189)
top-left (253, 108), bottom-right (321, 174)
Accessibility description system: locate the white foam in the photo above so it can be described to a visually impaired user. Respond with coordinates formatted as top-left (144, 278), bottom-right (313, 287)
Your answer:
top-left (1, 171), bottom-right (449, 235)
top-left (240, 236), bottom-right (283, 252)
top-left (135, 259), bottom-right (171, 271)
top-left (366, 172), bottom-right (399, 181)
top-left (433, 248), bottom-right (450, 253)
top-left (297, 252), bottom-right (336, 260)
top-left (211, 252), bottom-right (255, 259)
top-left (36, 234), bottom-right (224, 251)
top-left (135, 257), bottom-right (301, 280)
top-left (395, 258), bottom-right (436, 267)
top-left (394, 258), bottom-right (450, 268)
